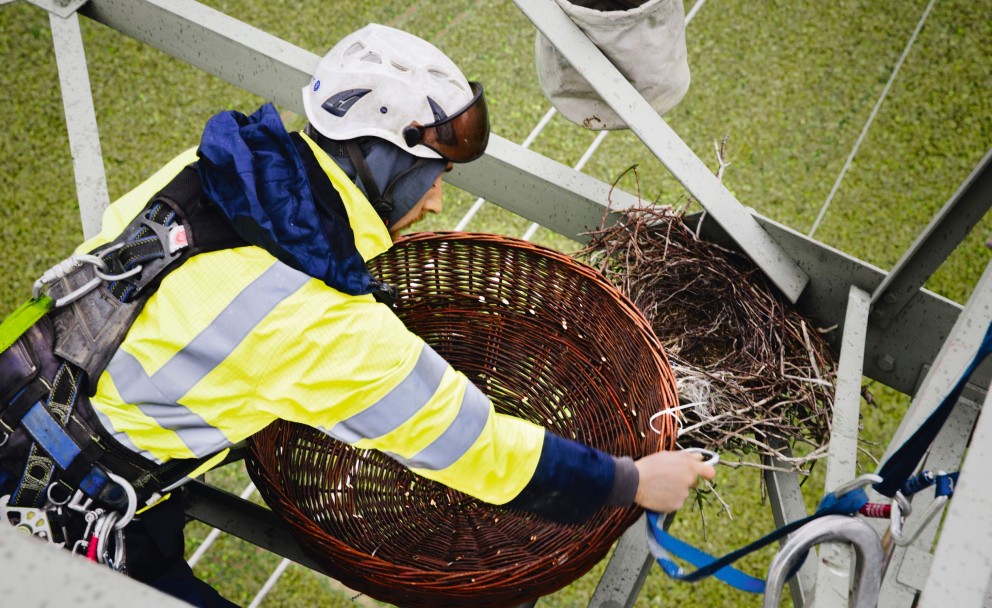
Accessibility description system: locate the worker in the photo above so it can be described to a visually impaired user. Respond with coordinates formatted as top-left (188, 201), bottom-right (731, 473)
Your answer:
top-left (0, 24), bottom-right (714, 607)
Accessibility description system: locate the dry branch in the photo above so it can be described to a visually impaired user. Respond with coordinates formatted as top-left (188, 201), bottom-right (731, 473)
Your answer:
top-left (579, 205), bottom-right (836, 471)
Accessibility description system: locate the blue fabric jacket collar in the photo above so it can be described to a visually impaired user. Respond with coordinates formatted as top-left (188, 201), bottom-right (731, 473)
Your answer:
top-left (196, 103), bottom-right (374, 295)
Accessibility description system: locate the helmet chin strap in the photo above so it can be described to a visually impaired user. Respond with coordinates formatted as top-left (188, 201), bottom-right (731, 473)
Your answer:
top-left (345, 141), bottom-right (391, 224)
top-left (344, 141), bottom-right (432, 228)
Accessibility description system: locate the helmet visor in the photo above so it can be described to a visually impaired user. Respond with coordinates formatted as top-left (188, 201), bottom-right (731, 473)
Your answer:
top-left (403, 82), bottom-right (489, 163)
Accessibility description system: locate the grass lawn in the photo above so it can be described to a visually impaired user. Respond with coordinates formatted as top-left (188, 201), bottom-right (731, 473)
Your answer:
top-left (1, 0), bottom-right (990, 606)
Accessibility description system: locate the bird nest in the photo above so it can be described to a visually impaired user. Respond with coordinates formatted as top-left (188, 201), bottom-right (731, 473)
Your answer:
top-left (580, 206), bottom-right (836, 470)
top-left (245, 232), bottom-right (679, 607)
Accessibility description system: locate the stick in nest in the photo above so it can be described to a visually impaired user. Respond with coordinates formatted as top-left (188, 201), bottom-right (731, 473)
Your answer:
top-left (578, 204), bottom-right (836, 473)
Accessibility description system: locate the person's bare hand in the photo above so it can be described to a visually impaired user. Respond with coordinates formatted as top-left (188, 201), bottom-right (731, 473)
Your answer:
top-left (633, 450), bottom-right (717, 513)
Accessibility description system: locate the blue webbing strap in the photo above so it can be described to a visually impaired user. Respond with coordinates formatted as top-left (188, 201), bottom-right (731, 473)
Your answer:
top-left (645, 487), bottom-right (869, 592)
top-left (873, 321), bottom-right (992, 498)
top-left (900, 470), bottom-right (959, 498)
top-left (11, 362), bottom-right (82, 507)
top-left (17, 400), bottom-right (111, 500)
top-left (646, 512), bottom-right (766, 593)
top-left (21, 401), bottom-right (79, 469)
top-left (934, 472), bottom-right (958, 497)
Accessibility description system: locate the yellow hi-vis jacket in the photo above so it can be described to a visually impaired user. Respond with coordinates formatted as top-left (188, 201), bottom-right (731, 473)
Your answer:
top-left (78, 135), bottom-right (544, 505)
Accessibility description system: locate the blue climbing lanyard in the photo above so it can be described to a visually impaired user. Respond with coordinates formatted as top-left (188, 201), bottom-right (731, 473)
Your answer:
top-left (645, 481), bottom-right (871, 593)
top-left (647, 320), bottom-right (991, 593)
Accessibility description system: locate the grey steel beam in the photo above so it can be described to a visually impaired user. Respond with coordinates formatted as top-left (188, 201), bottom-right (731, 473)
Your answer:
top-left (589, 514), bottom-right (655, 608)
top-left (49, 10), bottom-right (111, 239)
top-left (80, 0), bottom-right (315, 111)
top-left (877, 395), bottom-right (981, 608)
top-left (917, 381), bottom-right (992, 607)
top-left (0, 521), bottom-right (188, 606)
top-left (879, 258), bottom-right (992, 462)
top-left (764, 448), bottom-right (815, 607)
top-left (448, 135), bottom-right (642, 243)
top-left (181, 479), bottom-right (333, 577)
top-left (24, 0), bottom-right (87, 18)
top-left (813, 286), bottom-right (872, 608)
top-left (872, 149), bottom-right (992, 329)
top-left (78, 0), bottom-right (641, 243)
top-left (510, 0), bottom-right (809, 303)
top-left (822, 286), bottom-right (872, 490)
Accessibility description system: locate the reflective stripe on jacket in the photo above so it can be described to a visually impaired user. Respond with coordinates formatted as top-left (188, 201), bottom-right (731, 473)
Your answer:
top-left (79, 133), bottom-right (544, 506)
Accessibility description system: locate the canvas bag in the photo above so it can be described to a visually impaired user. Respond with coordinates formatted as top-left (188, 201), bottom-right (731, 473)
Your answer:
top-left (536, 0), bottom-right (690, 130)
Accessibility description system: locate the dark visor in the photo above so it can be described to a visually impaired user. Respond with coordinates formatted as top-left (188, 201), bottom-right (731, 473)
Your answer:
top-left (402, 81), bottom-right (489, 163)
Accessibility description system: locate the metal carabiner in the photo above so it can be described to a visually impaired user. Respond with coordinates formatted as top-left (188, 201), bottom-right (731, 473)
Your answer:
top-left (107, 526), bottom-right (127, 572)
top-left (93, 510), bottom-right (125, 567)
top-left (763, 515), bottom-right (883, 608)
top-left (889, 471), bottom-right (950, 547)
top-left (830, 473), bottom-right (883, 499)
top-left (71, 508), bottom-right (103, 556)
top-left (105, 471), bottom-right (137, 530)
top-left (682, 447), bottom-right (720, 466)
top-left (92, 511), bottom-right (126, 572)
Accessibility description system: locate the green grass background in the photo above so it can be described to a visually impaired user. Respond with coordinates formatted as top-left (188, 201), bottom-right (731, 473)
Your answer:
top-left (1, 0), bottom-right (990, 606)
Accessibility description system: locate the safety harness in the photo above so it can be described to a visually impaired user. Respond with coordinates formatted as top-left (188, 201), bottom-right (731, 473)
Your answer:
top-left (0, 165), bottom-right (247, 568)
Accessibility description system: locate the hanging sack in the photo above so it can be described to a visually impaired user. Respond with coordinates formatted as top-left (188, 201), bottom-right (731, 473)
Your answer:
top-left (535, 0), bottom-right (690, 130)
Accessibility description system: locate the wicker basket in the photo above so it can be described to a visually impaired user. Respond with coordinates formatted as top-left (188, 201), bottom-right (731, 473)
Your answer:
top-left (245, 232), bottom-right (679, 607)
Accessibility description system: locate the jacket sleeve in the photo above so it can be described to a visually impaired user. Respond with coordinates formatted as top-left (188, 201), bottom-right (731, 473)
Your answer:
top-left (506, 431), bottom-right (640, 523)
top-left (261, 284), bottom-right (637, 518)
top-left (258, 284), bottom-right (544, 505)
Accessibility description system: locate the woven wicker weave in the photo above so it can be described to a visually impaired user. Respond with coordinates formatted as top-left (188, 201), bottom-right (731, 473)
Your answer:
top-left (245, 232), bottom-right (679, 607)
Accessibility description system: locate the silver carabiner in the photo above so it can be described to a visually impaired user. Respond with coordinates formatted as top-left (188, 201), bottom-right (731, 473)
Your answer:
top-left (683, 447), bottom-right (720, 466)
top-left (93, 511), bottom-right (115, 564)
top-left (889, 471), bottom-right (950, 547)
top-left (105, 471), bottom-right (137, 530)
top-left (831, 473), bottom-right (883, 499)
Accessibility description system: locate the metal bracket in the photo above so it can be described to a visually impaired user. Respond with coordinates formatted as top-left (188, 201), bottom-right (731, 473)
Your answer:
top-left (0, 495), bottom-right (57, 543)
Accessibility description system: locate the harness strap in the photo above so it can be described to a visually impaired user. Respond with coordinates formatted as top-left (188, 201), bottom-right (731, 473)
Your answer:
top-left (345, 141), bottom-right (392, 224)
top-left (0, 379), bottom-right (50, 436)
top-left (4, 164), bottom-right (247, 512)
top-left (12, 363), bottom-right (82, 507)
top-left (8, 359), bottom-right (225, 509)
top-left (0, 296), bottom-right (52, 353)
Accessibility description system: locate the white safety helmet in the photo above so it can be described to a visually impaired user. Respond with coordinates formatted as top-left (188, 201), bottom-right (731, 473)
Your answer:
top-left (303, 24), bottom-right (489, 163)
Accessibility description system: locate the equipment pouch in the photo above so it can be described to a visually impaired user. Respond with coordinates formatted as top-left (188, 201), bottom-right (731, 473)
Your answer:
top-left (535, 0), bottom-right (690, 130)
